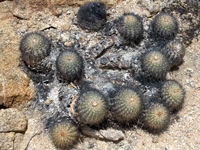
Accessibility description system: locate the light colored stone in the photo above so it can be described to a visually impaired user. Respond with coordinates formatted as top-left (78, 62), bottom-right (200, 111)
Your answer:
top-left (17, 118), bottom-right (56, 150)
top-left (14, 133), bottom-right (24, 150)
top-left (39, 24), bottom-right (52, 31)
top-left (99, 128), bottom-right (124, 141)
top-left (12, 6), bottom-right (31, 20)
top-left (81, 125), bottom-right (124, 141)
top-left (61, 22), bottom-right (71, 31)
top-left (137, 0), bottom-right (160, 14)
top-left (0, 132), bottom-right (15, 150)
top-left (0, 108), bottom-right (27, 132)
top-left (50, 18), bottom-right (71, 31)
top-left (81, 125), bottom-right (104, 139)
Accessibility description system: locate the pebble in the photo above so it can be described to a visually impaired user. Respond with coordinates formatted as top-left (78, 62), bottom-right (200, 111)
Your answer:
top-left (81, 125), bottom-right (124, 142)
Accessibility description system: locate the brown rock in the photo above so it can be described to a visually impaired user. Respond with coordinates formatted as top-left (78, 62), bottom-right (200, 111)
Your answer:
top-left (14, 133), bottom-right (24, 150)
top-left (66, 0), bottom-right (124, 8)
top-left (0, 108), bottom-right (27, 132)
top-left (0, 96), bottom-right (3, 105)
top-left (0, 70), bottom-right (34, 108)
top-left (11, 0), bottom-right (45, 16)
top-left (0, 8), bottom-right (34, 108)
top-left (12, 5), bottom-right (32, 20)
top-left (0, 132), bottom-right (15, 150)
top-left (14, 0), bottom-right (124, 9)
top-left (28, 0), bottom-right (47, 11)
top-left (0, 1), bottom-right (14, 20)
top-left (50, 0), bottom-right (67, 6)
top-left (0, 82), bottom-right (3, 91)
top-left (0, 82), bottom-right (3, 105)
top-left (11, 0), bottom-right (125, 18)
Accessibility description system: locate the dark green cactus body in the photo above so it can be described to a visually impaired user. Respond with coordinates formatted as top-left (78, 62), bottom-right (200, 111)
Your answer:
top-left (110, 87), bottom-right (142, 122)
top-left (151, 13), bottom-right (178, 40)
top-left (162, 40), bottom-right (185, 67)
top-left (143, 102), bottom-right (170, 132)
top-left (20, 32), bottom-right (51, 71)
top-left (50, 118), bottom-right (79, 149)
top-left (160, 80), bottom-right (185, 111)
top-left (141, 50), bottom-right (170, 80)
top-left (75, 89), bottom-right (107, 125)
top-left (56, 50), bottom-right (83, 82)
top-left (118, 13), bottom-right (143, 43)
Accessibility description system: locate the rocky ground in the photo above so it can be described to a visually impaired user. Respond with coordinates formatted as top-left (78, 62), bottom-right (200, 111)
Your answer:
top-left (0, 0), bottom-right (200, 150)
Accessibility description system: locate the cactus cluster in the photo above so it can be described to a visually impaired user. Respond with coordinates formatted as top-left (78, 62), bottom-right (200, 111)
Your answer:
top-left (19, 1), bottom-right (188, 149)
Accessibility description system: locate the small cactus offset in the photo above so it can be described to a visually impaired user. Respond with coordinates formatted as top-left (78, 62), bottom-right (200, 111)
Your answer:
top-left (56, 49), bottom-right (84, 82)
top-left (117, 13), bottom-right (143, 43)
top-left (19, 32), bottom-right (51, 71)
top-left (49, 117), bottom-right (79, 149)
top-left (141, 50), bottom-right (170, 81)
top-left (151, 13), bottom-right (178, 40)
top-left (160, 80), bottom-right (185, 111)
top-left (75, 89), bottom-right (108, 125)
top-left (162, 40), bottom-right (185, 67)
top-left (110, 86), bottom-right (143, 122)
top-left (143, 102), bottom-right (170, 132)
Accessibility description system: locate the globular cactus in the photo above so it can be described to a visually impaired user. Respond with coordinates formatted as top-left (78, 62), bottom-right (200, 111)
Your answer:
top-left (141, 50), bottom-right (170, 81)
top-left (160, 80), bottom-right (185, 111)
top-left (56, 49), bottom-right (83, 82)
top-left (117, 13), bottom-right (143, 43)
top-left (151, 13), bottom-right (178, 40)
top-left (162, 40), bottom-right (185, 67)
top-left (19, 32), bottom-right (51, 71)
top-left (143, 102), bottom-right (170, 132)
top-left (110, 86), bottom-right (142, 122)
top-left (49, 117), bottom-right (79, 149)
top-left (75, 89), bottom-right (108, 125)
